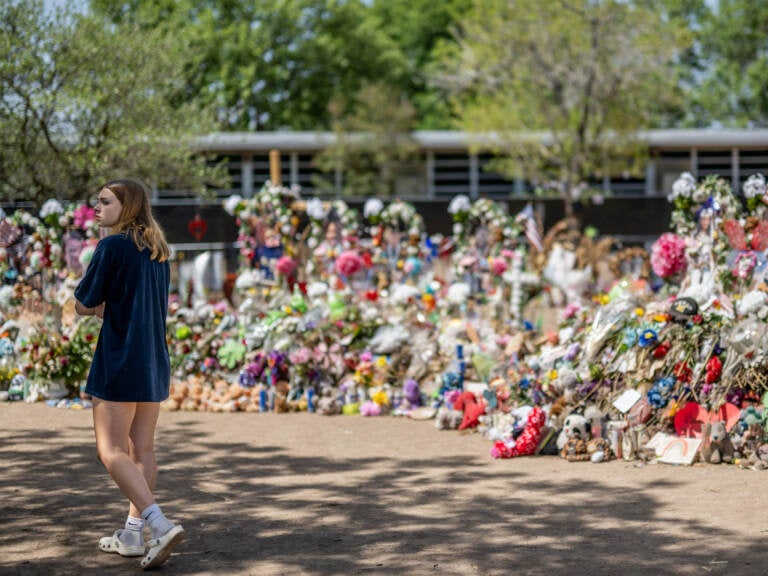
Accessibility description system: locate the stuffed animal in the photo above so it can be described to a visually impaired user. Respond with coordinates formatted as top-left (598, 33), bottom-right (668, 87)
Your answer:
top-left (316, 387), bottom-right (342, 415)
top-left (435, 405), bottom-right (463, 430)
top-left (453, 390), bottom-right (486, 430)
top-left (700, 420), bottom-right (735, 464)
top-left (490, 407), bottom-right (546, 459)
top-left (557, 412), bottom-right (590, 451)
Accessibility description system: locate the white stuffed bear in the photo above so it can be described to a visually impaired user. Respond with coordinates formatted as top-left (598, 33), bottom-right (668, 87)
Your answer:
top-left (557, 412), bottom-right (590, 450)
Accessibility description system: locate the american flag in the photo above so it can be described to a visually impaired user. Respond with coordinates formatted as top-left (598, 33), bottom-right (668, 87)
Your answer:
top-left (516, 203), bottom-right (543, 251)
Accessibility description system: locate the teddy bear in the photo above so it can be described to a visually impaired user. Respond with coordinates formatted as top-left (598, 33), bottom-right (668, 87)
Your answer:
top-left (700, 420), bottom-right (735, 464)
top-left (316, 387), bottom-right (343, 416)
top-left (556, 412), bottom-right (590, 451)
top-left (434, 405), bottom-right (464, 430)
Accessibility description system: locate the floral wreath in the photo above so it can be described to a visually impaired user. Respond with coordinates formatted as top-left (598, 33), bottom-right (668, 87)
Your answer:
top-left (224, 181), bottom-right (300, 269)
top-left (377, 199), bottom-right (424, 237)
top-left (667, 173), bottom-right (738, 237)
top-left (304, 198), bottom-right (360, 251)
top-left (448, 196), bottom-right (519, 251)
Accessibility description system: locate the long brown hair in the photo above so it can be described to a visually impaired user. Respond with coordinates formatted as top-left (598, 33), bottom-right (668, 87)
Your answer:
top-left (101, 178), bottom-right (170, 262)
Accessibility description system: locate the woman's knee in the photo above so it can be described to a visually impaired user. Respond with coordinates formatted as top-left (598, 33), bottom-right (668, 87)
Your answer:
top-left (96, 442), bottom-right (125, 470)
top-left (129, 435), bottom-right (155, 461)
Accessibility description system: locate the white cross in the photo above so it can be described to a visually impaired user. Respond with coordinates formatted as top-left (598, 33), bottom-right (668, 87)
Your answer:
top-left (505, 249), bottom-right (539, 327)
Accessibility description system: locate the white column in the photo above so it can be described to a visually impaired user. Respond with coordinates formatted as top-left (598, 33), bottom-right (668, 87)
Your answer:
top-left (290, 152), bottom-right (299, 187)
top-left (469, 153), bottom-right (479, 199)
top-left (426, 151), bottom-right (435, 198)
top-left (241, 154), bottom-right (254, 198)
top-left (645, 159), bottom-right (656, 196)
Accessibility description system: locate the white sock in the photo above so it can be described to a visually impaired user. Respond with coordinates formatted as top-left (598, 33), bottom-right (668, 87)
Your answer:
top-left (120, 515), bottom-right (144, 547)
top-left (140, 503), bottom-right (175, 540)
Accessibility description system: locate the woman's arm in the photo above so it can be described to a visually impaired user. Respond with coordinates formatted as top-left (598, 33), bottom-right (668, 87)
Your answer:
top-left (75, 300), bottom-right (105, 318)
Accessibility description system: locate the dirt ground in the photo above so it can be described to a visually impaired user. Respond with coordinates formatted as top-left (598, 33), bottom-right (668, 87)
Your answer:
top-left (1, 402), bottom-right (767, 576)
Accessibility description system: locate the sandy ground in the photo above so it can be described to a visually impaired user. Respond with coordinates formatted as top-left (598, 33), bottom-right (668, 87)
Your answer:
top-left (1, 402), bottom-right (767, 576)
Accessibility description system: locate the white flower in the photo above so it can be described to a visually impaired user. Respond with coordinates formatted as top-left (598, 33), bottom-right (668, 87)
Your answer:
top-left (692, 185), bottom-right (709, 203)
top-left (389, 284), bottom-right (421, 305)
top-left (364, 198), bottom-right (384, 218)
top-left (306, 281), bottom-right (329, 299)
top-left (306, 198), bottom-right (326, 221)
top-left (234, 270), bottom-right (260, 290)
top-left (40, 199), bottom-right (64, 219)
top-left (452, 223), bottom-right (463, 235)
top-left (743, 173), bottom-right (766, 199)
top-left (737, 290), bottom-right (767, 316)
top-left (448, 194), bottom-right (471, 215)
top-left (447, 282), bottom-right (471, 305)
top-left (0, 286), bottom-right (13, 308)
top-left (79, 246), bottom-right (95, 267)
top-left (669, 172), bottom-right (696, 201)
top-left (58, 215), bottom-right (68, 227)
top-left (223, 194), bottom-right (243, 216)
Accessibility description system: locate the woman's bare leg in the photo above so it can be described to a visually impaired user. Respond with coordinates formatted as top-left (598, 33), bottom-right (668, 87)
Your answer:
top-left (127, 402), bottom-right (160, 518)
top-left (92, 398), bottom-right (155, 512)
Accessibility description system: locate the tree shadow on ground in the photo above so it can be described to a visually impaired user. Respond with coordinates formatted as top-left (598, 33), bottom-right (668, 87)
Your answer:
top-left (0, 417), bottom-right (764, 576)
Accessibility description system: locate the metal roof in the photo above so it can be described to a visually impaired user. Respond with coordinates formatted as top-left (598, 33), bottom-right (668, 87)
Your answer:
top-left (194, 129), bottom-right (768, 153)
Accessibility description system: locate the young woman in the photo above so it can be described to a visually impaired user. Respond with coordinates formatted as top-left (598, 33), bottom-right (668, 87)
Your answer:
top-left (75, 178), bottom-right (184, 570)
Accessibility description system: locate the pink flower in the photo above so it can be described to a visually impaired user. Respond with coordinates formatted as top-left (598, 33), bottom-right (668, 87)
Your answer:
top-left (289, 346), bottom-right (312, 365)
top-left (651, 233), bottom-right (687, 278)
top-left (275, 255), bottom-right (297, 276)
top-left (360, 400), bottom-right (382, 416)
top-left (335, 250), bottom-right (364, 277)
top-left (562, 302), bottom-right (581, 320)
top-left (72, 205), bottom-right (95, 229)
top-left (490, 257), bottom-right (508, 276)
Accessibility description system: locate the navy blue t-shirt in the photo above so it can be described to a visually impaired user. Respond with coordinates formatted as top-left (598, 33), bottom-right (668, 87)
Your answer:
top-left (74, 233), bottom-right (171, 402)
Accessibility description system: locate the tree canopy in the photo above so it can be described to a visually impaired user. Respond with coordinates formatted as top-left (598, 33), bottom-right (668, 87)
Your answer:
top-left (3, 0), bottom-right (768, 206)
top-left (432, 0), bottom-right (691, 214)
top-left (0, 0), bottom-right (226, 204)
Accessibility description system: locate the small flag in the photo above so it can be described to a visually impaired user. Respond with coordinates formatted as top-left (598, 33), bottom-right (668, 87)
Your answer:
top-left (516, 203), bottom-right (543, 251)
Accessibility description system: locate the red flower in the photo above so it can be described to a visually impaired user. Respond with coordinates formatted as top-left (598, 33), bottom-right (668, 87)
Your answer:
top-left (692, 314), bottom-right (703, 324)
top-left (364, 290), bottom-right (379, 302)
top-left (673, 361), bottom-right (692, 383)
top-left (705, 356), bottom-right (722, 384)
top-left (652, 342), bottom-right (670, 359)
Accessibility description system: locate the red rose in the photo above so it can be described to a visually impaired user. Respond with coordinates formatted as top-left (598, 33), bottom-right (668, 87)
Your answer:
top-left (652, 342), bottom-right (670, 359)
top-left (673, 361), bottom-right (692, 383)
top-left (705, 356), bottom-right (722, 384)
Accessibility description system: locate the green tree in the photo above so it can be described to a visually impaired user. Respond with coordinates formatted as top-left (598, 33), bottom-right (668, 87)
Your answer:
top-left (686, 0), bottom-right (768, 127)
top-left (433, 0), bottom-right (691, 216)
top-left (313, 82), bottom-right (419, 197)
top-left (0, 0), bottom-right (226, 204)
top-left (370, 0), bottom-right (473, 129)
top-left (91, 0), bottom-right (409, 131)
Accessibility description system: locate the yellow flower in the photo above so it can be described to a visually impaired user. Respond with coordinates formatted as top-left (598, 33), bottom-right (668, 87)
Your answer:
top-left (372, 389), bottom-right (389, 406)
top-left (375, 356), bottom-right (388, 368)
top-left (635, 307), bottom-right (644, 317)
top-left (548, 369), bottom-right (558, 380)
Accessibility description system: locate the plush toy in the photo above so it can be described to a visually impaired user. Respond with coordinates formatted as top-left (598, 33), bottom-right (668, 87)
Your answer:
top-left (316, 387), bottom-right (342, 415)
top-left (490, 407), bottom-right (546, 459)
top-left (561, 436), bottom-right (590, 461)
top-left (556, 412), bottom-right (590, 451)
top-left (434, 405), bottom-right (463, 430)
top-left (700, 420), bottom-right (735, 464)
top-left (453, 390), bottom-right (486, 430)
